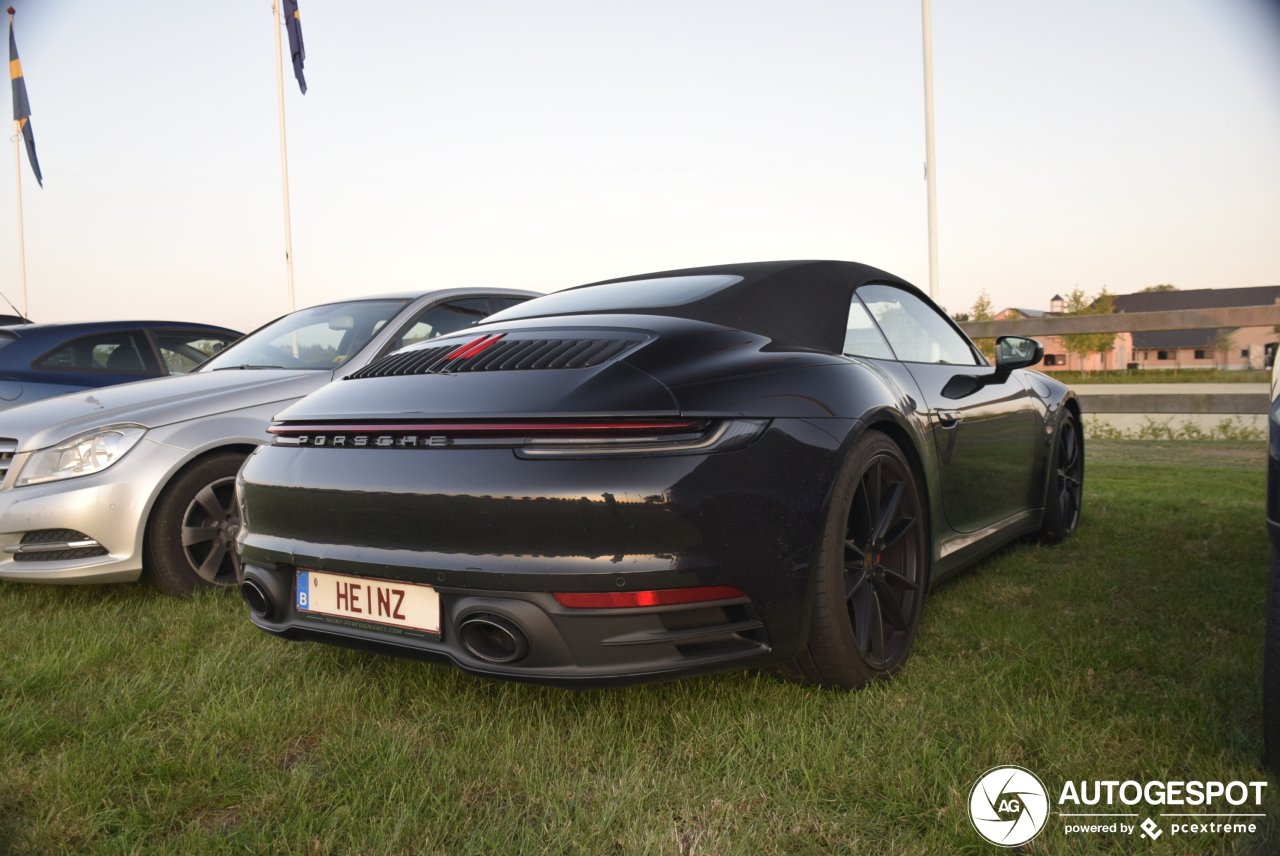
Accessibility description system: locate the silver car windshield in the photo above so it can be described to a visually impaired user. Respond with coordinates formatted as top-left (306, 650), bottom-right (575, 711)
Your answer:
top-left (201, 299), bottom-right (410, 371)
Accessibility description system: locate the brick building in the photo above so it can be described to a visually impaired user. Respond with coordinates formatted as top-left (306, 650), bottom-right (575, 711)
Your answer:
top-left (995, 285), bottom-right (1280, 372)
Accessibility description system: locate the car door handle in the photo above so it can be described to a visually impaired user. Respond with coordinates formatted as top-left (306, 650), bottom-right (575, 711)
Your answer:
top-left (934, 409), bottom-right (963, 428)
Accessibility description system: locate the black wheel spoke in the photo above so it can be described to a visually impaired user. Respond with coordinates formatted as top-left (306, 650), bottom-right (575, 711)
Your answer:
top-left (871, 481), bottom-right (904, 545)
top-left (870, 458), bottom-right (883, 523)
top-left (852, 586), bottom-right (875, 653)
top-left (880, 565), bottom-right (917, 591)
top-left (844, 538), bottom-right (865, 559)
top-left (1060, 484), bottom-right (1076, 521)
top-left (880, 515), bottom-right (916, 550)
top-left (868, 589), bottom-right (885, 660)
top-left (1062, 426), bottom-right (1078, 467)
top-left (871, 576), bottom-right (908, 631)
top-left (844, 568), bottom-right (868, 601)
top-left (1063, 487), bottom-right (1078, 524)
top-left (856, 477), bottom-right (874, 542)
top-left (181, 525), bottom-right (220, 547)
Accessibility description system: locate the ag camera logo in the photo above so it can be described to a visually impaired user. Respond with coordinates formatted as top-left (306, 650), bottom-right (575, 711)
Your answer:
top-left (969, 766), bottom-right (1050, 847)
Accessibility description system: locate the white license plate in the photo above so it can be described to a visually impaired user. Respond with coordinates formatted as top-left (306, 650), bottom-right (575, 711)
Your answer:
top-left (296, 569), bottom-right (440, 635)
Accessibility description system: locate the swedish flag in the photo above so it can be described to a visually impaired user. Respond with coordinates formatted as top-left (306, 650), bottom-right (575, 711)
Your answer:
top-left (283, 0), bottom-right (306, 94)
top-left (7, 9), bottom-right (40, 186)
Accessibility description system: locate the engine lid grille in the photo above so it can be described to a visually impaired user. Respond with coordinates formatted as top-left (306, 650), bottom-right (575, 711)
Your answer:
top-left (347, 333), bottom-right (640, 380)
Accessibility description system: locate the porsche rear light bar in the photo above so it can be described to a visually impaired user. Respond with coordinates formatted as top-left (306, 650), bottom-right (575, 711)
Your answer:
top-left (269, 420), bottom-right (706, 438)
top-left (552, 586), bottom-right (747, 609)
top-left (516, 418), bottom-right (766, 458)
top-left (268, 418), bottom-right (768, 457)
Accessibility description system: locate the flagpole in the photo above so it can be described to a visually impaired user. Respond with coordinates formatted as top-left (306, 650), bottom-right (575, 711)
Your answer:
top-left (921, 0), bottom-right (939, 302)
top-left (12, 117), bottom-right (25, 318)
top-left (8, 8), bottom-right (25, 319)
top-left (271, 0), bottom-right (297, 313)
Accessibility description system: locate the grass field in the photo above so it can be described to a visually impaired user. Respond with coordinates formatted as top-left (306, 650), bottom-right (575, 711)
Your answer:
top-left (1047, 369), bottom-right (1269, 385)
top-left (1, 441), bottom-right (1277, 854)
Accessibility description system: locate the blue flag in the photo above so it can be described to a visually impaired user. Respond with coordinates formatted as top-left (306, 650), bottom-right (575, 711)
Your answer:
top-left (7, 10), bottom-right (40, 186)
top-left (283, 0), bottom-right (306, 94)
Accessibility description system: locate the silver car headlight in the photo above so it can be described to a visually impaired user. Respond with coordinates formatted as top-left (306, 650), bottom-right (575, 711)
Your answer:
top-left (14, 424), bottom-right (147, 487)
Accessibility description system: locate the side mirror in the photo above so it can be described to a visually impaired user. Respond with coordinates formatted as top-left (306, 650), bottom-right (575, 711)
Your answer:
top-left (941, 336), bottom-right (1045, 399)
top-left (996, 336), bottom-right (1044, 371)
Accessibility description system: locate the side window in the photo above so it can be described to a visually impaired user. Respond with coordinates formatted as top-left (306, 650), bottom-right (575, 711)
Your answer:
top-left (843, 297), bottom-right (896, 360)
top-left (857, 284), bottom-right (979, 366)
top-left (153, 331), bottom-right (239, 375)
top-left (391, 298), bottom-right (492, 351)
top-left (36, 331), bottom-right (157, 375)
top-left (492, 297), bottom-right (529, 312)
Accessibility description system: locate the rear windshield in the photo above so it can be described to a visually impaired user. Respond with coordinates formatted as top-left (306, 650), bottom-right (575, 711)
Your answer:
top-left (483, 275), bottom-right (743, 324)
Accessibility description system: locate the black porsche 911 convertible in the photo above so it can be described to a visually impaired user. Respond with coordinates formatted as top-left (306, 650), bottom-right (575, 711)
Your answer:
top-left (235, 260), bottom-right (1083, 689)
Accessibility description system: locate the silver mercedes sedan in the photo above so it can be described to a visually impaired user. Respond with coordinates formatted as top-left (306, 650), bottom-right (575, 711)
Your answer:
top-left (0, 287), bottom-right (536, 595)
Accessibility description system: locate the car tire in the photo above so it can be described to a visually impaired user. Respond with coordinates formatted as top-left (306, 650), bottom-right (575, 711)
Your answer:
top-left (772, 429), bottom-right (929, 689)
top-left (1038, 410), bottom-right (1084, 543)
top-left (1265, 544), bottom-right (1280, 773)
top-left (144, 451), bottom-right (247, 597)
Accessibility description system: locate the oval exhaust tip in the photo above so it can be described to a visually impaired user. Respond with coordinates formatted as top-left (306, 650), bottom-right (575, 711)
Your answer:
top-left (458, 613), bottom-right (529, 664)
top-left (241, 579), bottom-right (274, 620)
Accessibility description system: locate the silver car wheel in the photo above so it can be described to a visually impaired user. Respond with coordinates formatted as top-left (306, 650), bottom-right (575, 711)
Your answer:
top-left (180, 475), bottom-right (241, 585)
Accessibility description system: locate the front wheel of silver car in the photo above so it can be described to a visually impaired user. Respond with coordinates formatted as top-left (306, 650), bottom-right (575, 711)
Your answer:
top-left (144, 451), bottom-right (247, 597)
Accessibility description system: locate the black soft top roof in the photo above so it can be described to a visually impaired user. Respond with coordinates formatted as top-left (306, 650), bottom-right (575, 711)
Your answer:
top-left (569, 260), bottom-right (917, 354)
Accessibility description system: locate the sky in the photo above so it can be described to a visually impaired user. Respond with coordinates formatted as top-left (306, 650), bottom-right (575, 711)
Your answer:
top-left (1, 0), bottom-right (1278, 332)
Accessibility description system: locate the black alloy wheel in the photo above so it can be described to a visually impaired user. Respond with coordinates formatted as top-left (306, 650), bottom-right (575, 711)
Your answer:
top-left (144, 451), bottom-right (247, 597)
top-left (843, 451), bottom-right (925, 671)
top-left (772, 430), bottom-right (928, 689)
top-left (1038, 411), bottom-right (1084, 543)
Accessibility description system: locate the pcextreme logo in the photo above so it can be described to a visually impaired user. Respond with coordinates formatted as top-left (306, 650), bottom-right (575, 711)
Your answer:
top-left (968, 766), bottom-right (1269, 846)
top-left (968, 766), bottom-right (1050, 846)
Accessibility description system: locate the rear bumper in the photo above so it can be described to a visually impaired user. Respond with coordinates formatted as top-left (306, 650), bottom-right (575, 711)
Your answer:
top-left (237, 417), bottom-right (857, 686)
top-left (244, 568), bottom-right (773, 688)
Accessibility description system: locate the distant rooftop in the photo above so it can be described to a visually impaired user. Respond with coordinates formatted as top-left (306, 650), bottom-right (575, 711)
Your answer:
top-left (1114, 285), bottom-right (1280, 313)
top-left (1131, 329), bottom-right (1220, 349)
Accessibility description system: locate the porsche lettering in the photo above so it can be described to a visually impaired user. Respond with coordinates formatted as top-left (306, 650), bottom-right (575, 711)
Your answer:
top-left (281, 434), bottom-right (453, 448)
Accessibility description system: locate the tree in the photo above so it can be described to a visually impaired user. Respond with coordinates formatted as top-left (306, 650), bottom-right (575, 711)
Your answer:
top-left (969, 290), bottom-right (996, 359)
top-left (1213, 327), bottom-right (1235, 370)
top-left (1138, 284), bottom-right (1178, 292)
top-left (1059, 287), bottom-right (1117, 373)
